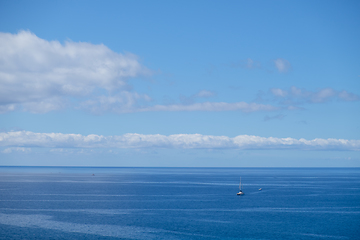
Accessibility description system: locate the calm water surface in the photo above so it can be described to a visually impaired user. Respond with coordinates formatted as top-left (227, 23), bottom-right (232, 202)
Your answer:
top-left (0, 167), bottom-right (359, 239)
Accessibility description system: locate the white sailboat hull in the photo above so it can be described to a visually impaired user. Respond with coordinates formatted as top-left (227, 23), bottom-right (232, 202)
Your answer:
top-left (237, 177), bottom-right (244, 195)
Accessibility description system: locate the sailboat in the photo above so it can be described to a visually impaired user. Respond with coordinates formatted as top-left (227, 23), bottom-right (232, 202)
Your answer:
top-left (237, 177), bottom-right (244, 195)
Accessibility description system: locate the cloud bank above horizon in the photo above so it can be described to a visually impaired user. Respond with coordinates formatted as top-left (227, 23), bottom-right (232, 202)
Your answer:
top-left (1, 131), bottom-right (359, 152)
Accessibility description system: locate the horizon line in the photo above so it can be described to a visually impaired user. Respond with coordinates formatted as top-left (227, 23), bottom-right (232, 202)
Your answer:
top-left (0, 165), bottom-right (359, 169)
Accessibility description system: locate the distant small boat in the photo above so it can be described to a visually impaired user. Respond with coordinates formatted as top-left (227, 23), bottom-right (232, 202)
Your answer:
top-left (237, 177), bottom-right (244, 195)
top-left (259, 188), bottom-right (262, 191)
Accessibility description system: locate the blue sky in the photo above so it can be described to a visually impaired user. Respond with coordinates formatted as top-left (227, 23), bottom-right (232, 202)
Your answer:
top-left (0, 0), bottom-right (359, 167)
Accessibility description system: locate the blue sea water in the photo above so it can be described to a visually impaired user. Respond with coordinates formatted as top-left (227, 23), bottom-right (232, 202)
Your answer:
top-left (0, 167), bottom-right (359, 239)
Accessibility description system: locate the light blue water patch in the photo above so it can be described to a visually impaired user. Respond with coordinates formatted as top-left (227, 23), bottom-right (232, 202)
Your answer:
top-left (0, 213), bottom-right (187, 240)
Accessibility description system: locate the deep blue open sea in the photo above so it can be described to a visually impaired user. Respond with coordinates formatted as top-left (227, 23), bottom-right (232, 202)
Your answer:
top-left (0, 167), bottom-right (359, 239)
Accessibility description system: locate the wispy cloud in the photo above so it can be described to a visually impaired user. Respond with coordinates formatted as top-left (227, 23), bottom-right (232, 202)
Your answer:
top-left (338, 90), bottom-right (360, 101)
top-left (1, 131), bottom-right (359, 151)
top-left (270, 88), bottom-right (287, 97)
top-left (273, 58), bottom-right (291, 73)
top-left (2, 147), bottom-right (31, 154)
top-left (264, 114), bottom-right (285, 121)
top-left (179, 90), bottom-right (216, 105)
top-left (81, 101), bottom-right (278, 114)
top-left (196, 90), bottom-right (215, 98)
top-left (231, 58), bottom-right (261, 69)
top-left (77, 87), bottom-right (277, 114)
top-left (139, 102), bottom-right (278, 113)
top-left (79, 92), bottom-right (152, 114)
top-left (232, 58), bottom-right (292, 74)
top-left (270, 86), bottom-right (359, 104)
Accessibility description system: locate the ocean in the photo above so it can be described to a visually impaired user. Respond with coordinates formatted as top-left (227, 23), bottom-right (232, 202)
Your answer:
top-left (0, 167), bottom-right (359, 239)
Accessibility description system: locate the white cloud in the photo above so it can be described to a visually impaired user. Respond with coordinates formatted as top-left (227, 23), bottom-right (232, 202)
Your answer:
top-left (1, 131), bottom-right (359, 151)
top-left (274, 58), bottom-right (291, 73)
top-left (0, 30), bottom-right (150, 113)
top-left (0, 31), bottom-right (279, 114)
